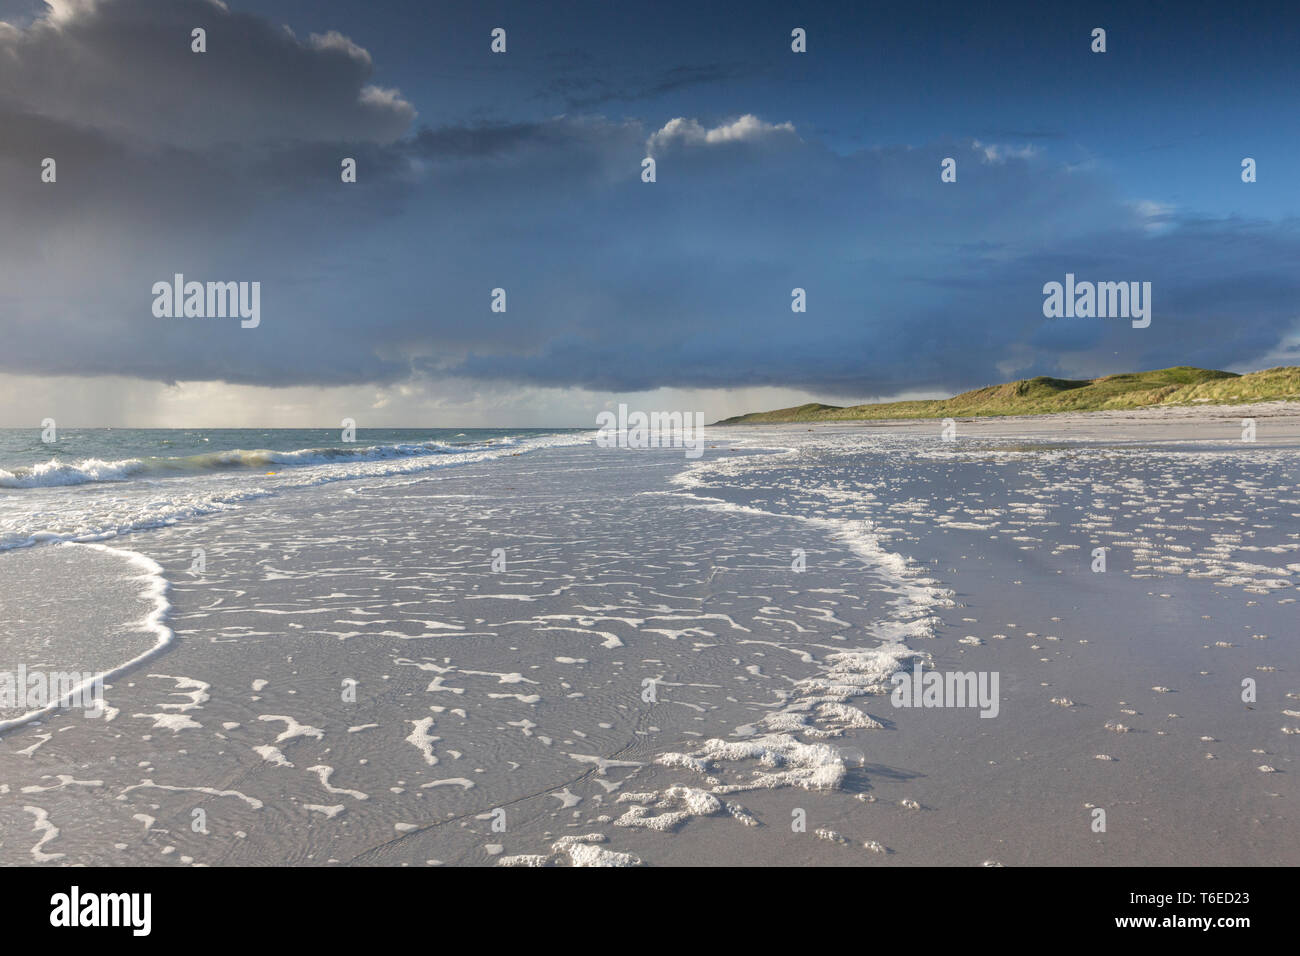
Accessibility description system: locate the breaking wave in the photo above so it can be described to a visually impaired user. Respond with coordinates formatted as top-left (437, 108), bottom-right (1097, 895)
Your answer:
top-left (0, 438), bottom-right (525, 489)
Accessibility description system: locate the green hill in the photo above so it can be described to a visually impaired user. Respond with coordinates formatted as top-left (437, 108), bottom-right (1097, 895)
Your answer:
top-left (714, 366), bottom-right (1300, 425)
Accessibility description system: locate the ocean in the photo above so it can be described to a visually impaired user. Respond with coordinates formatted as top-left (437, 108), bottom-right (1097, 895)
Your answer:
top-left (0, 413), bottom-right (1295, 865)
top-left (0, 427), bottom-right (589, 551)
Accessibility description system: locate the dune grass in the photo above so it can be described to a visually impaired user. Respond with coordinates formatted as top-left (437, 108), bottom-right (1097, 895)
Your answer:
top-left (715, 366), bottom-right (1300, 424)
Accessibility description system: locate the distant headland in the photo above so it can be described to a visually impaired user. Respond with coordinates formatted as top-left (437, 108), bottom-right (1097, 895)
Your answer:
top-left (714, 366), bottom-right (1300, 425)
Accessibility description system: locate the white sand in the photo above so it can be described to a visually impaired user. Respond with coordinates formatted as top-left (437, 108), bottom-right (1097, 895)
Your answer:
top-left (0, 403), bottom-right (1295, 866)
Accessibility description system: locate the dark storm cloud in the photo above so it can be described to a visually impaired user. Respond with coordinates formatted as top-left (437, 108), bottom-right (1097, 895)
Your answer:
top-left (0, 0), bottom-right (413, 148)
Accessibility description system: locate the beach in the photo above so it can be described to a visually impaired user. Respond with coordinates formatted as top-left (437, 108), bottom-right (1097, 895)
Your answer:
top-left (0, 406), bottom-right (1296, 866)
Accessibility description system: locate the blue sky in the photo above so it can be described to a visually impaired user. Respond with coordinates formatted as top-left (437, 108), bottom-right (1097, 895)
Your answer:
top-left (0, 0), bottom-right (1296, 425)
top-left (238, 0), bottom-right (1300, 220)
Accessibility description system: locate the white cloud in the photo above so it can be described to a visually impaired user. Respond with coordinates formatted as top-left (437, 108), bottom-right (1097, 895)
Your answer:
top-left (308, 29), bottom-right (373, 67)
top-left (972, 140), bottom-right (1039, 163)
top-left (1130, 199), bottom-right (1177, 233)
top-left (647, 114), bottom-right (796, 152)
top-left (44, 0), bottom-right (103, 24)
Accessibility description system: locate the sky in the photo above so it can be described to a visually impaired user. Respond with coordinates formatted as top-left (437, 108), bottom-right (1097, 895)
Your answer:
top-left (1, 0), bottom-right (1297, 426)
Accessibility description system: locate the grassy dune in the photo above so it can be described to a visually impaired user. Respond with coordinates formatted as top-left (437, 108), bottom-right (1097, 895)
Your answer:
top-left (715, 366), bottom-right (1300, 425)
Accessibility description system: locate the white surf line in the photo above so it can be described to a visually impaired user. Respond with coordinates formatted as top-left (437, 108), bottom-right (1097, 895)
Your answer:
top-left (24, 806), bottom-right (64, 862)
top-left (117, 779), bottom-right (264, 809)
top-left (132, 673), bottom-right (211, 732)
top-left (648, 440), bottom-right (953, 794)
top-left (347, 712), bottom-right (662, 866)
top-left (0, 432), bottom-right (597, 555)
top-left (20, 774), bottom-right (104, 793)
top-left (306, 765), bottom-right (369, 800)
top-left (14, 733), bottom-right (52, 757)
top-left (405, 717), bottom-right (440, 765)
top-left (668, 435), bottom-right (951, 624)
top-left (253, 745), bottom-right (294, 767)
top-left (0, 541), bottom-right (174, 737)
top-left (257, 714), bottom-right (325, 743)
top-left (667, 491), bottom-right (951, 640)
top-left (568, 754), bottom-right (644, 774)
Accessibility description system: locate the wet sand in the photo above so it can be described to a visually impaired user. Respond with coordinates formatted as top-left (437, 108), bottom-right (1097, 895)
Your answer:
top-left (1, 403), bottom-right (1295, 866)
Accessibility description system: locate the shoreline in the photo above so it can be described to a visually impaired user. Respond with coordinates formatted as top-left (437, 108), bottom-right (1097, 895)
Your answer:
top-left (717, 398), bottom-right (1300, 433)
top-left (713, 366), bottom-right (1300, 427)
top-left (0, 407), bottom-right (1294, 865)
